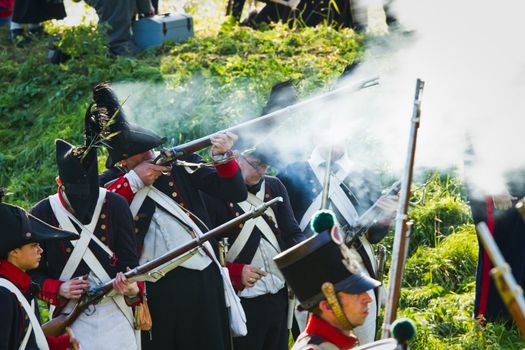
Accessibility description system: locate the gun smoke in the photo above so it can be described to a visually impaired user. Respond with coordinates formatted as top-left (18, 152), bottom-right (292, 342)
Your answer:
top-left (113, 0), bottom-right (525, 200)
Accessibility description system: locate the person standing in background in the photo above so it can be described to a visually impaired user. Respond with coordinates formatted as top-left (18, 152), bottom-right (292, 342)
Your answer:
top-left (84, 0), bottom-right (154, 56)
top-left (10, 0), bottom-right (65, 45)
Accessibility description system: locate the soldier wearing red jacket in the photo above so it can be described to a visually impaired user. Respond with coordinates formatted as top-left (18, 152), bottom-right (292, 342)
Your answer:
top-left (93, 83), bottom-right (247, 350)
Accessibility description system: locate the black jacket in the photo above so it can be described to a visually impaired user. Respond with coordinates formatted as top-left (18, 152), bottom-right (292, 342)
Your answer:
top-left (29, 192), bottom-right (140, 309)
top-left (99, 154), bottom-right (247, 253)
top-left (206, 176), bottom-right (306, 264)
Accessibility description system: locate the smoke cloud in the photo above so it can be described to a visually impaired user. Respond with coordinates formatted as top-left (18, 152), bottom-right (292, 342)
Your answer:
top-left (113, 0), bottom-right (525, 199)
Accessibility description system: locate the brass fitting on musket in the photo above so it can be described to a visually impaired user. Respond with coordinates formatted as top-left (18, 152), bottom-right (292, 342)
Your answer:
top-left (516, 198), bottom-right (525, 222)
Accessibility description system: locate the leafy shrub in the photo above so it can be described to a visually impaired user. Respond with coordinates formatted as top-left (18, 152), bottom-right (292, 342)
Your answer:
top-left (403, 224), bottom-right (477, 292)
top-left (409, 173), bottom-right (472, 254)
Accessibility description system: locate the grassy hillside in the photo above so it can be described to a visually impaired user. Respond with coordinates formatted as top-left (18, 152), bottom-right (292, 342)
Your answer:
top-left (1, 2), bottom-right (524, 349)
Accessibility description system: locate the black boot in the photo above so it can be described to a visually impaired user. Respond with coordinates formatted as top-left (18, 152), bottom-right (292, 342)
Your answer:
top-left (10, 28), bottom-right (31, 46)
top-left (29, 25), bottom-right (46, 38)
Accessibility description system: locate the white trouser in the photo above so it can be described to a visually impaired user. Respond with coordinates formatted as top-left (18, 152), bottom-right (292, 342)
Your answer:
top-left (70, 300), bottom-right (137, 350)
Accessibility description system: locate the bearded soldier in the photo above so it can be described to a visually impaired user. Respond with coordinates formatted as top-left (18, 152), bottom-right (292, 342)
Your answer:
top-left (94, 83), bottom-right (247, 350)
top-left (30, 117), bottom-right (143, 350)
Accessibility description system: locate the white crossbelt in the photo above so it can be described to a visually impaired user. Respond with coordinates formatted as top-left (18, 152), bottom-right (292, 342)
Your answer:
top-left (48, 189), bottom-right (134, 328)
top-left (224, 183), bottom-right (285, 297)
top-left (299, 160), bottom-right (359, 231)
top-left (270, 0), bottom-right (300, 10)
top-left (130, 185), bottom-right (248, 335)
top-left (0, 278), bottom-right (49, 350)
top-left (226, 182), bottom-right (279, 263)
top-left (131, 186), bottom-right (215, 267)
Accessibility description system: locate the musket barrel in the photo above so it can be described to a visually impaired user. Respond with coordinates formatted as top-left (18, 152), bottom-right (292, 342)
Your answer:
top-left (157, 76), bottom-right (379, 162)
top-left (43, 197), bottom-right (283, 336)
top-left (381, 79), bottom-right (424, 339)
top-left (97, 197), bottom-right (283, 291)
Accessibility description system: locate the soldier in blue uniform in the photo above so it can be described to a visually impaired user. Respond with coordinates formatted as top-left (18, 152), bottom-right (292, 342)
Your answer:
top-left (278, 143), bottom-right (397, 344)
top-left (0, 191), bottom-right (79, 350)
top-left (206, 141), bottom-right (306, 350)
top-left (30, 108), bottom-right (143, 350)
top-left (467, 167), bottom-right (525, 324)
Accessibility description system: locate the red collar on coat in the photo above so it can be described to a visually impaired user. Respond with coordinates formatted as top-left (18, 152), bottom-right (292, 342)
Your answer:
top-left (305, 314), bottom-right (358, 349)
top-left (0, 260), bottom-right (31, 293)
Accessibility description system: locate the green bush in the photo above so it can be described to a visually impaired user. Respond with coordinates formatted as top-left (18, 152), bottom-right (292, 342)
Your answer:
top-left (403, 225), bottom-right (477, 292)
top-left (401, 293), bottom-right (525, 349)
top-left (409, 173), bottom-right (472, 253)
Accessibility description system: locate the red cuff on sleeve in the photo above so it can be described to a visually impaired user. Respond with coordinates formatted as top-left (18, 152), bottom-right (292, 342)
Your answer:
top-left (226, 262), bottom-right (245, 292)
top-left (106, 177), bottom-right (135, 203)
top-left (38, 279), bottom-right (63, 306)
top-left (125, 281), bottom-right (145, 307)
top-left (0, 10), bottom-right (13, 17)
top-left (215, 160), bottom-right (239, 178)
top-left (46, 334), bottom-right (70, 350)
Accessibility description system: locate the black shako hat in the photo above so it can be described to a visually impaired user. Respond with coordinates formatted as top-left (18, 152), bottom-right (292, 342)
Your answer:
top-left (0, 194), bottom-right (77, 258)
top-left (274, 217), bottom-right (381, 311)
top-left (56, 139), bottom-right (100, 224)
top-left (91, 83), bottom-right (163, 168)
top-left (261, 80), bottom-right (298, 115)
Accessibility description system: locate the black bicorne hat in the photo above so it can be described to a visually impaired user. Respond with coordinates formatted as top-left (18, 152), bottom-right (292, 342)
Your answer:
top-left (56, 139), bottom-right (100, 224)
top-left (261, 80), bottom-right (298, 115)
top-left (234, 138), bottom-right (276, 166)
top-left (91, 83), bottom-right (163, 168)
top-left (274, 212), bottom-right (381, 311)
top-left (0, 192), bottom-right (77, 257)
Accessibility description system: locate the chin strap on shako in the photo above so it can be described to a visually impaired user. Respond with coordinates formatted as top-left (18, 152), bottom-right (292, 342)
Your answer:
top-left (321, 282), bottom-right (355, 331)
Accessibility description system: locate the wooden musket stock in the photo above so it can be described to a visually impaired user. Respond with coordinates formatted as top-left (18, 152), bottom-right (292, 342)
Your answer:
top-left (42, 196), bottom-right (283, 337)
top-left (476, 222), bottom-right (525, 339)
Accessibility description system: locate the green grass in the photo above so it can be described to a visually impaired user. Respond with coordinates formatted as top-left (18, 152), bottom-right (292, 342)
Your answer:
top-left (0, 12), bottom-right (362, 207)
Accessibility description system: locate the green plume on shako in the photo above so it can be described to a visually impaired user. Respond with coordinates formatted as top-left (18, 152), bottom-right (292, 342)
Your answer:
top-left (310, 210), bottom-right (336, 234)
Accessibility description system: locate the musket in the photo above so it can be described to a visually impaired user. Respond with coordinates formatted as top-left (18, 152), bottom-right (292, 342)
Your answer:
top-left (515, 198), bottom-right (525, 222)
top-left (476, 222), bottom-right (525, 338)
top-left (381, 78), bottom-right (425, 339)
top-left (343, 180), bottom-right (402, 244)
top-left (375, 244), bottom-right (387, 283)
top-left (42, 196), bottom-right (283, 337)
top-left (153, 76), bottom-right (379, 165)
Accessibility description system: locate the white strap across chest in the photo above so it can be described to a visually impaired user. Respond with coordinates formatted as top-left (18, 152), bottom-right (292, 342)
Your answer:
top-left (299, 161), bottom-right (359, 231)
top-left (0, 278), bottom-right (49, 350)
top-left (131, 186), bottom-right (216, 261)
top-left (226, 183), bottom-right (280, 263)
top-left (49, 189), bottom-right (110, 282)
top-left (48, 190), bottom-right (134, 326)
